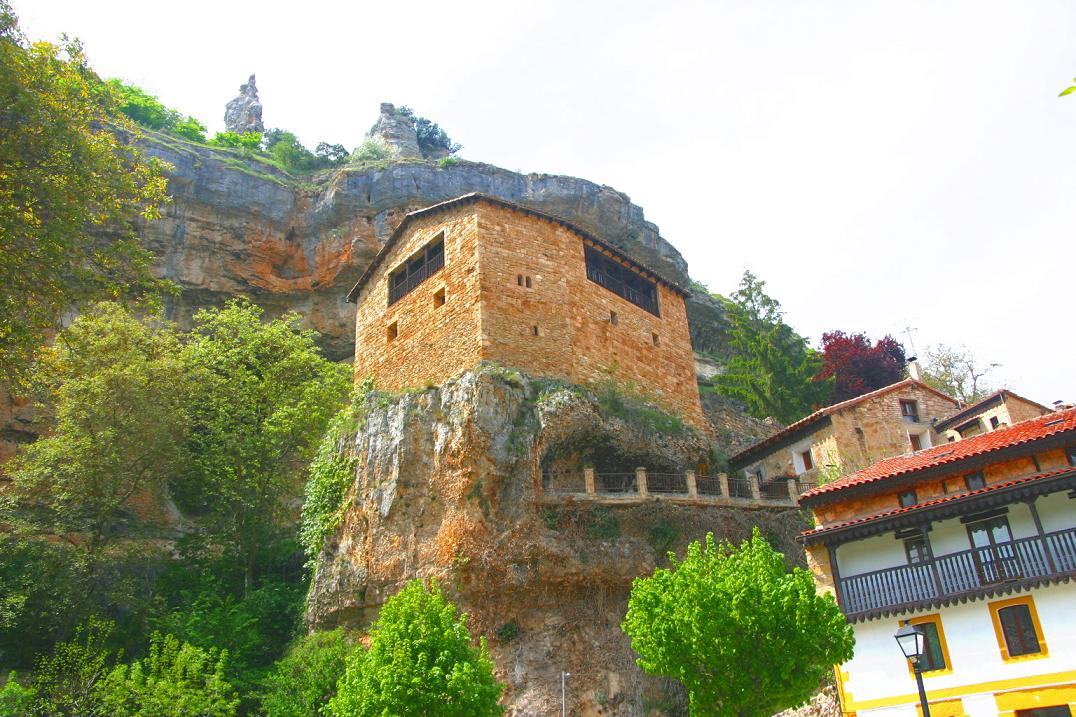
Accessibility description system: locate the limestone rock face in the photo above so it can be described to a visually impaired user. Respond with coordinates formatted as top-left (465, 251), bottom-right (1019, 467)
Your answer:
top-left (223, 74), bottom-right (264, 134)
top-left (366, 102), bottom-right (422, 159)
top-left (307, 366), bottom-right (806, 716)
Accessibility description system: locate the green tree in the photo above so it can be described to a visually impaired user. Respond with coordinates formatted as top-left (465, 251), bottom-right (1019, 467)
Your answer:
top-left (179, 299), bottom-right (350, 593)
top-left (25, 617), bottom-right (116, 717)
top-left (172, 115), bottom-right (208, 143)
top-left (0, 3), bottom-right (170, 380)
top-left (96, 634), bottom-right (239, 717)
top-left (327, 579), bottom-right (504, 717)
top-left (622, 529), bottom-right (854, 717)
top-left (919, 343), bottom-right (998, 404)
top-left (105, 79), bottom-right (181, 130)
top-left (715, 271), bottom-right (830, 423)
top-left (261, 629), bottom-right (356, 717)
top-left (209, 131), bottom-right (263, 151)
top-left (6, 303), bottom-right (187, 559)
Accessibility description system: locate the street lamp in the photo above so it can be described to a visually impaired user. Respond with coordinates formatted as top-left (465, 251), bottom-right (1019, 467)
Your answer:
top-left (894, 623), bottom-right (931, 717)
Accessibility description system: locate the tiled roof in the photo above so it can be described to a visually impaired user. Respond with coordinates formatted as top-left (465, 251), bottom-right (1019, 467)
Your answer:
top-left (799, 407), bottom-right (1076, 504)
top-left (345, 193), bottom-right (690, 302)
top-left (799, 466), bottom-right (1076, 541)
top-left (729, 379), bottom-right (958, 468)
top-left (934, 389), bottom-right (1051, 432)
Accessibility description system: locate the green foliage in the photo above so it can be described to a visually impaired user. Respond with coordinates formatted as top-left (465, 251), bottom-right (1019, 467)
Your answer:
top-left (714, 271), bottom-right (830, 424)
top-left (437, 156), bottom-right (460, 168)
top-left (261, 629), bottom-right (356, 717)
top-left (179, 298), bottom-right (351, 591)
top-left (595, 381), bottom-right (687, 437)
top-left (327, 579), bottom-right (504, 717)
top-left (393, 106), bottom-right (462, 157)
top-left (0, 672), bottom-right (36, 716)
top-left (172, 115), bottom-right (208, 143)
top-left (351, 136), bottom-right (395, 161)
top-left (494, 623), bottom-right (519, 643)
top-left (622, 529), bottom-right (854, 717)
top-left (0, 6), bottom-right (171, 380)
top-left (27, 616), bottom-right (116, 716)
top-left (105, 78), bottom-right (181, 130)
top-left (96, 633), bottom-right (239, 717)
top-left (585, 506), bottom-right (620, 540)
top-left (300, 398), bottom-right (366, 564)
top-left (919, 343), bottom-right (998, 404)
top-left (210, 130), bottom-right (264, 150)
top-left (647, 522), bottom-right (679, 555)
top-left (7, 303), bottom-right (187, 555)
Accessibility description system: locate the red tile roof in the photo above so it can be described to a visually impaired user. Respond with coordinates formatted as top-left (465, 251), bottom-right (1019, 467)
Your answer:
top-left (799, 466), bottom-right (1076, 541)
top-left (729, 379), bottom-right (958, 467)
top-left (800, 407), bottom-right (1076, 504)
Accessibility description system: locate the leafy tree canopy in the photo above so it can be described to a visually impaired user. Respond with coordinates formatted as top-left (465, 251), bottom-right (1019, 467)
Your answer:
top-left (622, 529), bottom-right (854, 717)
top-left (919, 343), bottom-right (998, 404)
top-left (261, 629), bottom-right (356, 717)
top-left (327, 579), bottom-right (504, 717)
top-left (394, 105), bottom-right (462, 157)
top-left (0, 3), bottom-right (171, 381)
top-left (714, 271), bottom-right (830, 423)
top-left (815, 331), bottom-right (906, 403)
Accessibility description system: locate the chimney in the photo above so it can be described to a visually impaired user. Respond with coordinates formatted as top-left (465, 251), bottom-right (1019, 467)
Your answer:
top-left (907, 358), bottom-right (922, 382)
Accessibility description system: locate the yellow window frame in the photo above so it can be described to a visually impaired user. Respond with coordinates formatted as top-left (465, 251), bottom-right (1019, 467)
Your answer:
top-left (902, 614), bottom-right (954, 678)
top-left (988, 596), bottom-right (1049, 662)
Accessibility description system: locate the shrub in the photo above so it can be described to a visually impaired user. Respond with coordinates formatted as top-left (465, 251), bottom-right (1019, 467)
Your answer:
top-left (96, 633), bottom-right (239, 717)
top-left (0, 672), bottom-right (35, 716)
top-left (106, 78), bottom-right (180, 130)
top-left (172, 115), bottom-right (207, 143)
top-left (585, 506), bottom-right (620, 540)
top-left (327, 579), bottom-right (504, 717)
top-left (351, 136), bottom-right (395, 162)
top-left (260, 629), bottom-right (355, 717)
top-left (210, 131), bottom-right (263, 151)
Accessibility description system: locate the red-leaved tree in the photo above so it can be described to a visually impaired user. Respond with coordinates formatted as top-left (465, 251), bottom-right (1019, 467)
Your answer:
top-left (815, 331), bottom-right (906, 403)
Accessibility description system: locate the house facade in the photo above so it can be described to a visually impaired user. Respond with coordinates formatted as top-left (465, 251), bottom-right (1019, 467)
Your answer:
top-left (729, 379), bottom-right (960, 486)
top-left (936, 391), bottom-right (1052, 443)
top-left (798, 409), bottom-right (1076, 717)
top-left (346, 194), bottom-right (705, 427)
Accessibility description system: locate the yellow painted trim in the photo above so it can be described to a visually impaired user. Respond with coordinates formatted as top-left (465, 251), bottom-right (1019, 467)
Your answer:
top-left (994, 683), bottom-right (1076, 712)
top-left (902, 614), bottom-right (954, 678)
top-left (988, 595), bottom-right (1049, 663)
top-left (847, 669), bottom-right (1076, 711)
top-left (914, 697), bottom-right (965, 717)
top-left (834, 665), bottom-right (855, 716)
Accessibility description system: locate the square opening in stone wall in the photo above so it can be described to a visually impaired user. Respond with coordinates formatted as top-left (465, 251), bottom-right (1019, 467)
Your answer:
top-left (433, 288), bottom-right (446, 308)
top-left (652, 332), bottom-right (660, 346)
top-left (525, 276), bottom-right (532, 288)
top-left (532, 325), bottom-right (540, 337)
top-left (517, 274), bottom-right (524, 286)
top-left (610, 311), bottom-right (619, 326)
top-left (387, 321), bottom-right (398, 342)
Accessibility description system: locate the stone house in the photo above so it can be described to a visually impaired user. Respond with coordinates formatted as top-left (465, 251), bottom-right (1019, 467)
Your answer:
top-left (346, 193), bottom-right (705, 427)
top-left (798, 408), bottom-right (1076, 717)
top-left (728, 379), bottom-right (960, 486)
top-left (935, 390), bottom-right (1051, 443)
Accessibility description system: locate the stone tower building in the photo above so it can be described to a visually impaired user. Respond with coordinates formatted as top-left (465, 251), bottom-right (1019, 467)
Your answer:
top-left (346, 194), bottom-right (705, 427)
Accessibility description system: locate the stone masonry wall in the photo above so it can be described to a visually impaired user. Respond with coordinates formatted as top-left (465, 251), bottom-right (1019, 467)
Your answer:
top-left (352, 211), bottom-right (482, 390)
top-left (475, 202), bottom-right (705, 427)
top-left (941, 396), bottom-right (1050, 441)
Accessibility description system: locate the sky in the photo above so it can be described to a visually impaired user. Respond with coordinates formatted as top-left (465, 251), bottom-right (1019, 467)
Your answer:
top-left (14, 0), bottom-right (1076, 405)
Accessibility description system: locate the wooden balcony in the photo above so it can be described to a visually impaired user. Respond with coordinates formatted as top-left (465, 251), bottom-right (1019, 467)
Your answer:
top-left (838, 526), bottom-right (1076, 620)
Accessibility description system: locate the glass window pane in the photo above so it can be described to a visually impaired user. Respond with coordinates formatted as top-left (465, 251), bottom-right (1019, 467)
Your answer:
top-left (920, 622), bottom-right (946, 671)
top-left (999, 605), bottom-right (1040, 656)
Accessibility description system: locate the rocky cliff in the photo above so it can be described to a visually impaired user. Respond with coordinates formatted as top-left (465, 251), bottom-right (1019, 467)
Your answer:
top-left (308, 365), bottom-right (805, 716)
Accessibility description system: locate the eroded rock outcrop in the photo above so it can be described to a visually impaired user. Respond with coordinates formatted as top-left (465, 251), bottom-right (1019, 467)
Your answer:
top-left (366, 102), bottom-right (422, 159)
top-left (223, 74), bottom-right (264, 134)
top-left (307, 366), bottom-right (806, 716)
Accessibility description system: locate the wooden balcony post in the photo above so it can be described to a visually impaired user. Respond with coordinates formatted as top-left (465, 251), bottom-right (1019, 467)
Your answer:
top-left (921, 525), bottom-right (944, 598)
top-left (636, 467), bottom-right (648, 498)
top-left (1026, 498), bottom-right (1058, 573)
top-left (718, 472), bottom-right (729, 498)
top-left (750, 475), bottom-right (761, 501)
top-left (686, 471), bottom-right (698, 498)
top-left (583, 468), bottom-right (596, 496)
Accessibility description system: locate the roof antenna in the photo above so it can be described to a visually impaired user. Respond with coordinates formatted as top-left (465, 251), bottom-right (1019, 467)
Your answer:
top-left (901, 326), bottom-right (918, 356)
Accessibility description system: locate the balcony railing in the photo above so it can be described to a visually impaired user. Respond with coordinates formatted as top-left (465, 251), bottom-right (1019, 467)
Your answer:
top-left (585, 265), bottom-right (659, 316)
top-left (838, 526), bottom-right (1076, 618)
top-left (388, 252), bottom-right (444, 305)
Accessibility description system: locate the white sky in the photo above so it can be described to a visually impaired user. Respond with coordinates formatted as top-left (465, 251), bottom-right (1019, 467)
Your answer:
top-left (15, 0), bottom-right (1076, 405)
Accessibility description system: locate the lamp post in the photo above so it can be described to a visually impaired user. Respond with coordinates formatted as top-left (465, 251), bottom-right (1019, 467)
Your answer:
top-left (894, 623), bottom-right (931, 717)
top-left (561, 671), bottom-right (570, 717)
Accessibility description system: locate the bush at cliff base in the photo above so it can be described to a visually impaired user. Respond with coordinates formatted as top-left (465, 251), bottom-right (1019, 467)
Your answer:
top-left (326, 579), bottom-right (504, 717)
top-left (622, 528), bottom-right (855, 717)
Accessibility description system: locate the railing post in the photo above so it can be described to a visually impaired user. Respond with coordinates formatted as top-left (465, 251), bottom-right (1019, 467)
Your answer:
top-left (750, 475), bottom-right (761, 501)
top-left (718, 472), bottom-right (729, 498)
top-left (787, 478), bottom-right (799, 503)
top-left (1026, 498), bottom-right (1058, 573)
top-left (686, 471), bottom-right (698, 498)
top-left (583, 468), bottom-right (596, 496)
top-left (636, 467), bottom-right (648, 498)
top-left (920, 525), bottom-right (944, 599)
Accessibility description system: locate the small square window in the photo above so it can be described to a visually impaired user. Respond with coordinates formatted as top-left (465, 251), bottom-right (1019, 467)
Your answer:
top-left (433, 288), bottom-right (446, 308)
top-left (532, 325), bottom-right (540, 337)
top-left (517, 274), bottom-right (524, 286)
top-left (610, 311), bottom-right (618, 326)
top-left (387, 321), bottom-right (398, 342)
top-left (899, 490), bottom-right (918, 508)
top-left (900, 399), bottom-right (920, 422)
top-left (525, 276), bottom-right (532, 288)
top-left (652, 333), bottom-right (660, 346)
top-left (990, 598), bottom-right (1047, 660)
top-left (904, 536), bottom-right (929, 565)
top-left (989, 416), bottom-right (1001, 430)
top-left (801, 450), bottom-right (813, 471)
top-left (965, 472), bottom-right (985, 491)
top-left (1066, 445), bottom-right (1076, 466)
top-left (910, 434), bottom-right (922, 451)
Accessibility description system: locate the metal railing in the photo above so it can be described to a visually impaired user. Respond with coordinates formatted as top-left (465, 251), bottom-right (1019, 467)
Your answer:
top-left (839, 526), bottom-right (1076, 617)
top-left (726, 476), bottom-right (755, 499)
top-left (696, 475), bottom-right (724, 496)
top-left (585, 265), bottom-right (659, 316)
top-left (647, 473), bottom-right (688, 494)
top-left (596, 473), bottom-right (638, 494)
top-left (542, 469), bottom-right (587, 496)
top-left (388, 252), bottom-right (444, 305)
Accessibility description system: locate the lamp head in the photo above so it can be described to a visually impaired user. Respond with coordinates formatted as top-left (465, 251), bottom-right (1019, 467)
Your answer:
top-left (894, 623), bottom-right (926, 662)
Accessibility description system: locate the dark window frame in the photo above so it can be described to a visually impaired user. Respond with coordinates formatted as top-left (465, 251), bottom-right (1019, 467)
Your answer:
top-left (900, 399), bottom-right (920, 422)
top-left (964, 472), bottom-right (986, 491)
top-left (388, 235), bottom-right (445, 306)
top-left (583, 246), bottom-right (660, 316)
top-left (997, 604), bottom-right (1042, 657)
top-left (899, 490), bottom-right (918, 508)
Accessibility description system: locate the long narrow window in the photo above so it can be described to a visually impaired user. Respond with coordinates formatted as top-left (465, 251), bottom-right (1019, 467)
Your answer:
top-left (388, 235), bottom-right (444, 305)
top-left (989, 597), bottom-right (1047, 660)
top-left (584, 246), bottom-right (659, 316)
